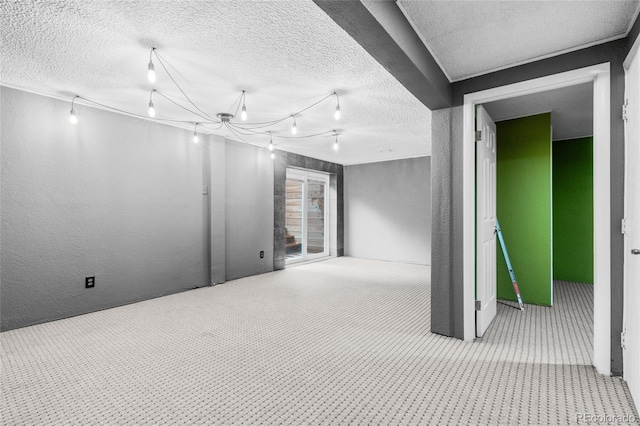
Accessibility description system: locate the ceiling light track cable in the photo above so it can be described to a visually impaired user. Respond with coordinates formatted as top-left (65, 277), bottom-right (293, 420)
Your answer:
top-left (154, 89), bottom-right (218, 123)
top-left (70, 95), bottom-right (203, 125)
top-left (67, 48), bottom-right (344, 155)
top-left (152, 49), bottom-right (217, 122)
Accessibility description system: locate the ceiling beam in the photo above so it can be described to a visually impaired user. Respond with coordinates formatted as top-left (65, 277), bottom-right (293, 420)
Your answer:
top-left (313, 0), bottom-right (452, 110)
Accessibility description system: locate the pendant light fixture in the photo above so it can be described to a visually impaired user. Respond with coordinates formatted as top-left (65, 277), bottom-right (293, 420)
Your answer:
top-left (240, 90), bottom-right (247, 121)
top-left (69, 95), bottom-right (79, 124)
top-left (333, 132), bottom-right (339, 151)
top-left (148, 48), bottom-right (156, 84)
top-left (193, 123), bottom-right (200, 144)
top-left (148, 89), bottom-right (156, 117)
top-left (64, 48), bottom-right (345, 157)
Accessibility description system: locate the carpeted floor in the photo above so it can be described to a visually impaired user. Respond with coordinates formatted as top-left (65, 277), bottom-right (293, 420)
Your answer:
top-left (1, 257), bottom-right (637, 425)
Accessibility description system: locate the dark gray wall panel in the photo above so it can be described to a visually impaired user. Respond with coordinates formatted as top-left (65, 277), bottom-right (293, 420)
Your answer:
top-left (627, 12), bottom-right (640, 54)
top-left (430, 108), bottom-right (454, 336)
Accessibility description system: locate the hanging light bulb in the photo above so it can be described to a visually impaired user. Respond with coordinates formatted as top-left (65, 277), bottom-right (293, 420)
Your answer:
top-left (333, 132), bottom-right (339, 151)
top-left (334, 92), bottom-right (341, 120)
top-left (268, 131), bottom-right (274, 151)
top-left (193, 123), bottom-right (199, 144)
top-left (148, 47), bottom-right (156, 84)
top-left (69, 96), bottom-right (79, 124)
top-left (241, 90), bottom-right (247, 121)
top-left (148, 90), bottom-right (156, 117)
top-left (270, 152), bottom-right (275, 160)
top-left (291, 116), bottom-right (297, 135)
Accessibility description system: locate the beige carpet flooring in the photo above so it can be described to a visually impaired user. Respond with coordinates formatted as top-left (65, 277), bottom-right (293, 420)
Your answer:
top-left (1, 257), bottom-right (638, 425)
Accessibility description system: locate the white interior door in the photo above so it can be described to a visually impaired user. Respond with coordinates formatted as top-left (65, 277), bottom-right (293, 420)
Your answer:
top-left (476, 105), bottom-right (497, 337)
top-left (624, 46), bottom-right (640, 411)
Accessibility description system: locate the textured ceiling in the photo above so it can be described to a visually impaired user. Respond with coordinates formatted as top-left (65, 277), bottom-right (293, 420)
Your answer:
top-left (398, 0), bottom-right (640, 82)
top-left (0, 0), bottom-right (431, 166)
top-left (483, 83), bottom-right (594, 141)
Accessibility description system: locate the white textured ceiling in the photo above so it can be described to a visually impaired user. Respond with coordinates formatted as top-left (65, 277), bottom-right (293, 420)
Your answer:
top-left (398, 0), bottom-right (640, 82)
top-left (0, 0), bottom-right (431, 166)
top-left (483, 83), bottom-right (594, 141)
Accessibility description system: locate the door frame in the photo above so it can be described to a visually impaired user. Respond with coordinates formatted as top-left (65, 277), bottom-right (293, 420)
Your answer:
top-left (623, 37), bottom-right (640, 405)
top-left (285, 167), bottom-right (331, 265)
top-left (461, 63), bottom-right (612, 375)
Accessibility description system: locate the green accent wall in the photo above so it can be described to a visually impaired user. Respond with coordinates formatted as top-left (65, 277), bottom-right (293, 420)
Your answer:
top-left (496, 113), bottom-right (552, 306)
top-left (553, 137), bottom-right (594, 283)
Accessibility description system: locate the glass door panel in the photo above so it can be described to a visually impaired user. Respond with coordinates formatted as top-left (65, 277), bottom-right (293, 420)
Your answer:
top-left (285, 177), bottom-right (304, 260)
top-left (306, 179), bottom-right (326, 256)
top-left (285, 168), bottom-right (329, 265)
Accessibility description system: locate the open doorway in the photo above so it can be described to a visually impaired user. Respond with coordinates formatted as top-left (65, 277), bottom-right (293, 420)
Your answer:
top-left (462, 63), bottom-right (611, 375)
top-left (484, 82), bottom-right (594, 302)
top-left (474, 83), bottom-right (595, 360)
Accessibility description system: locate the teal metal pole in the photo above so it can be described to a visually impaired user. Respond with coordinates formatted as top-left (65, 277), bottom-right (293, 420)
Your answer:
top-left (496, 219), bottom-right (524, 311)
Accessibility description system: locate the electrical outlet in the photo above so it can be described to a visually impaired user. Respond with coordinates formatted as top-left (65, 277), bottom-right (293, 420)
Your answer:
top-left (85, 276), bottom-right (95, 288)
top-left (260, 251), bottom-right (264, 259)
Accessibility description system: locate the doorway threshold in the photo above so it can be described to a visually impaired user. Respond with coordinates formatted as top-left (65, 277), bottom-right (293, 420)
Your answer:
top-left (285, 255), bottom-right (335, 269)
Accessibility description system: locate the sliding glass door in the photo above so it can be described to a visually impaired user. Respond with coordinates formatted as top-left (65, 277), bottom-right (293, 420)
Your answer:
top-left (285, 168), bottom-right (329, 264)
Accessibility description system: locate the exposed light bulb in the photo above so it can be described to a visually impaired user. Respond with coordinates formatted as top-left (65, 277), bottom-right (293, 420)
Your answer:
top-left (269, 141), bottom-right (274, 151)
top-left (69, 96), bottom-right (79, 124)
top-left (148, 89), bottom-right (156, 117)
top-left (271, 152), bottom-right (275, 160)
top-left (333, 140), bottom-right (339, 151)
top-left (335, 104), bottom-right (341, 120)
top-left (291, 116), bottom-right (297, 135)
top-left (147, 47), bottom-right (156, 84)
top-left (148, 61), bottom-right (156, 84)
top-left (240, 90), bottom-right (247, 121)
top-left (193, 123), bottom-right (199, 144)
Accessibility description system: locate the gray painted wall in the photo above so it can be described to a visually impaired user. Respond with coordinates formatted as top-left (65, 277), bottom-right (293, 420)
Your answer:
top-left (208, 135), bottom-right (227, 284)
top-left (1, 88), bottom-right (278, 330)
top-left (1, 87), bottom-right (207, 330)
top-left (224, 140), bottom-right (274, 281)
top-left (431, 37), bottom-right (634, 374)
top-left (344, 157), bottom-right (431, 265)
